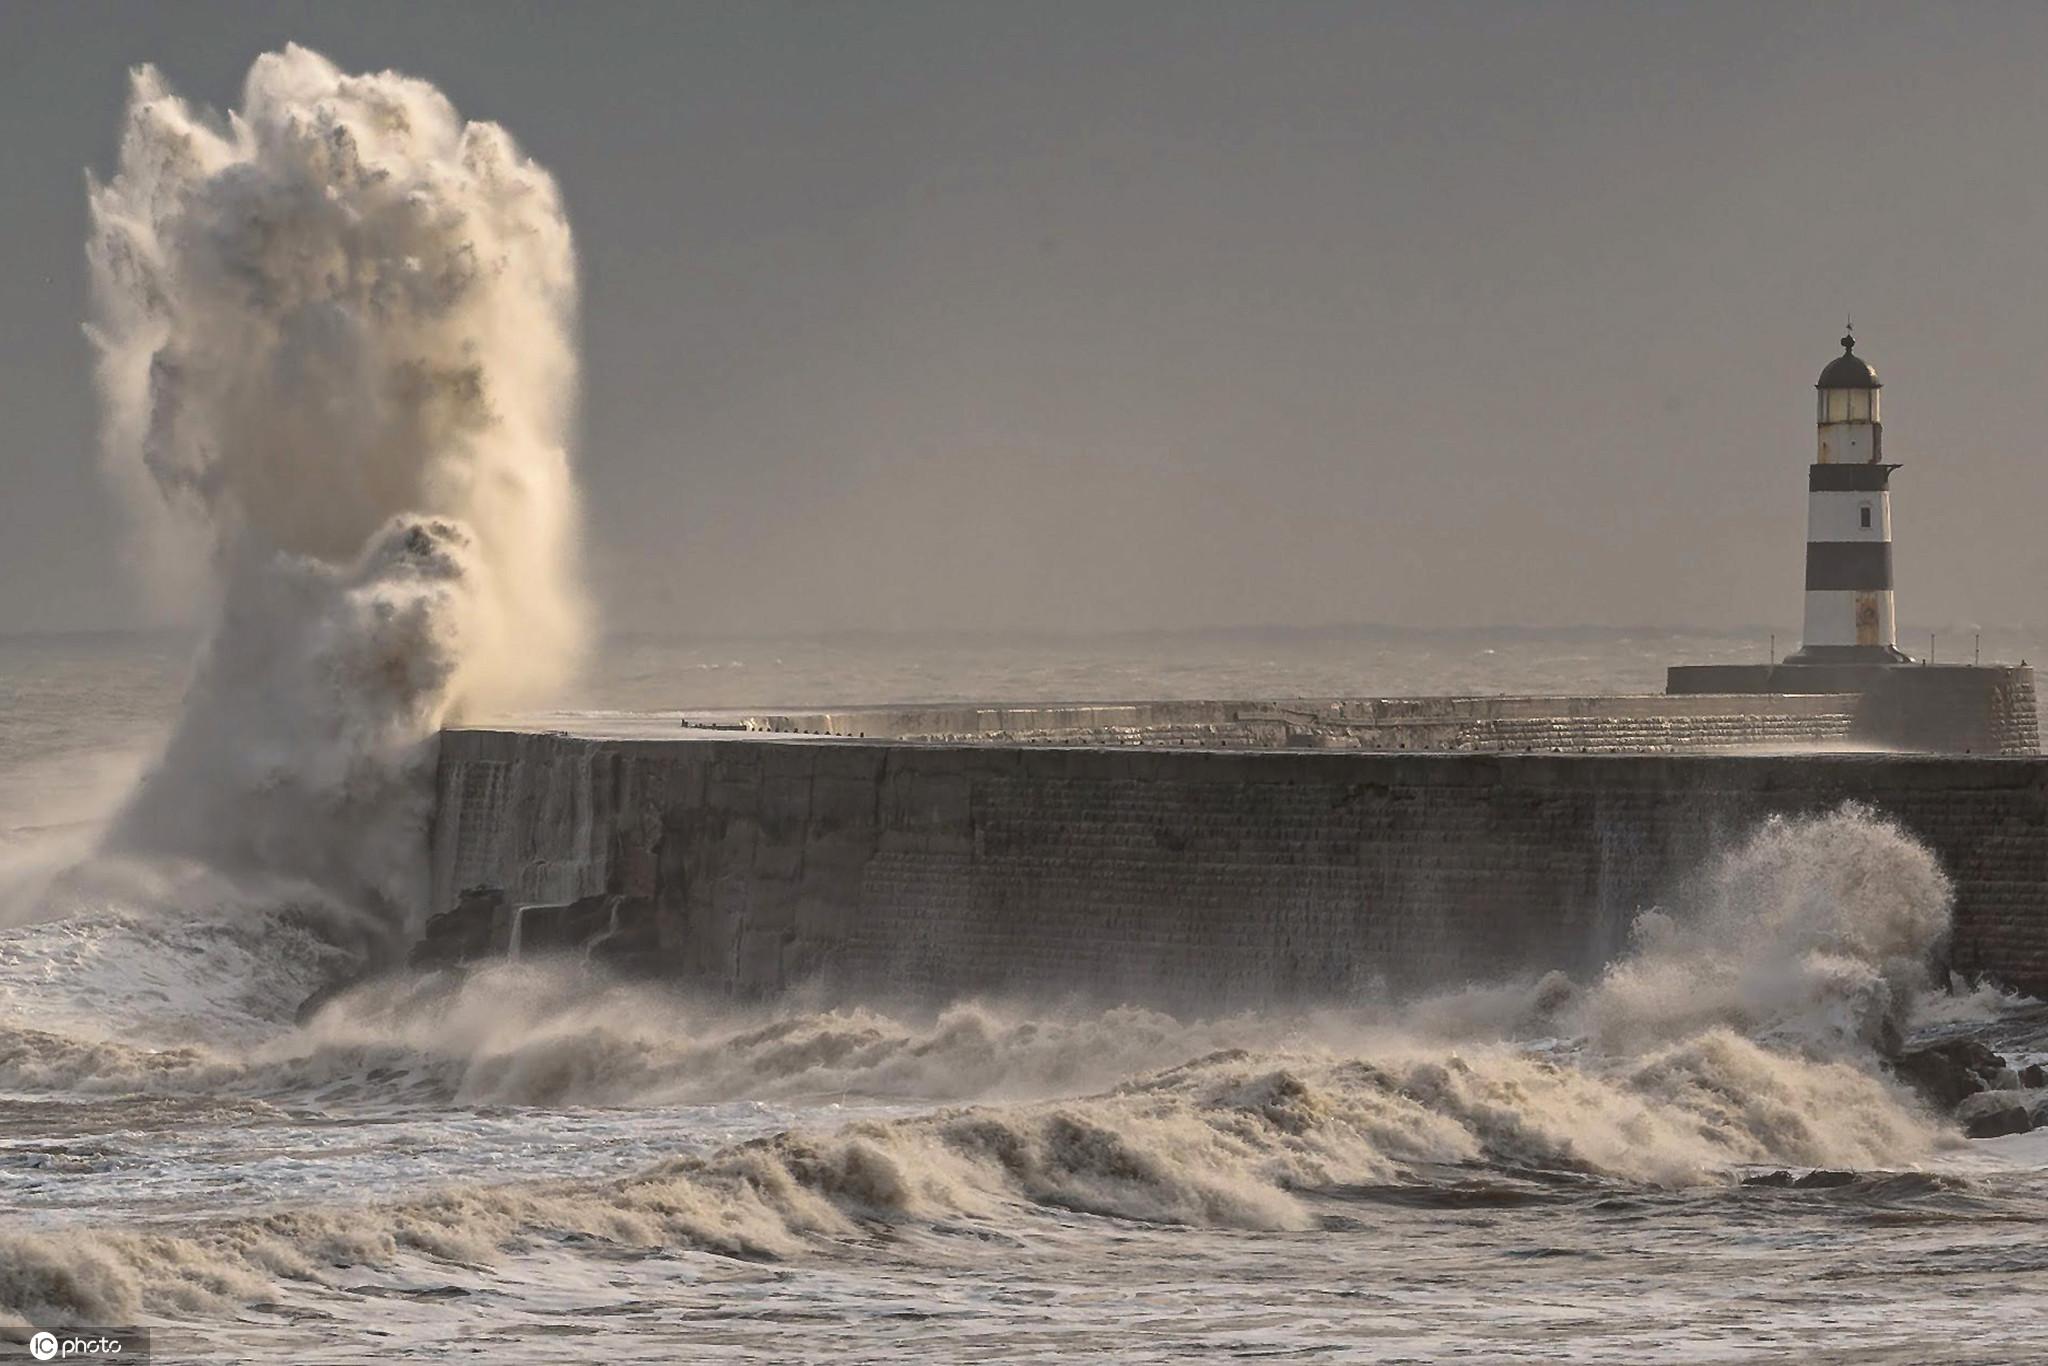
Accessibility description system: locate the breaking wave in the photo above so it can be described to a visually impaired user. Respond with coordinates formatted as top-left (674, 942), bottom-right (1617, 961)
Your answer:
top-left (0, 804), bottom-right (1991, 1328)
top-left (0, 1027), bottom-right (1945, 1328)
top-left (0, 804), bottom-right (1961, 1106)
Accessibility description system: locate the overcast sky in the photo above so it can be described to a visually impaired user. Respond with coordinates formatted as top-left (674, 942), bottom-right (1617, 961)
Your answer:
top-left (6, 1), bottom-right (2048, 636)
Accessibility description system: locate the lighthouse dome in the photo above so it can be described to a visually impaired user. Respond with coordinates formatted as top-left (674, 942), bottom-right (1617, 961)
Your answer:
top-left (1817, 334), bottom-right (1880, 389)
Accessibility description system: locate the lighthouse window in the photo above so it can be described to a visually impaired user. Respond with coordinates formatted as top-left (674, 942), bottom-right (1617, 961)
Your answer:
top-left (1860, 504), bottom-right (1873, 529)
top-left (1821, 389), bottom-right (1876, 423)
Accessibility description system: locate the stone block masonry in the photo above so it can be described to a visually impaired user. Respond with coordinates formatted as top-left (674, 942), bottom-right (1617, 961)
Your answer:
top-left (1665, 663), bottom-right (2038, 755)
top-left (732, 693), bottom-right (1866, 753)
top-left (433, 730), bottom-right (2048, 1005)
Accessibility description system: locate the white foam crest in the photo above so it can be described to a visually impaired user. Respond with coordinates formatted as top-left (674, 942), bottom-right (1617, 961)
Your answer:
top-left (0, 964), bottom-right (1294, 1106)
top-left (1569, 803), bottom-right (1954, 1056)
top-left (0, 1025), bottom-right (1950, 1329)
top-left (294, 978), bottom-right (1307, 1108)
top-left (83, 45), bottom-right (584, 934)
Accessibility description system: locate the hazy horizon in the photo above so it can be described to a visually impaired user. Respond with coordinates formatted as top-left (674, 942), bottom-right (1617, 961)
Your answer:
top-left (9, 1), bottom-right (2048, 638)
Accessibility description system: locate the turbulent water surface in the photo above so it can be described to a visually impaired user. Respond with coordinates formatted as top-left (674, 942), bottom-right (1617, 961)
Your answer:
top-left (7, 42), bottom-right (2048, 1366)
top-left (6, 630), bottom-right (2048, 1364)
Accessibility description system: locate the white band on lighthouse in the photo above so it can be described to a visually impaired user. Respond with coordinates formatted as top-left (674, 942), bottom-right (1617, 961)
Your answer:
top-left (1801, 590), bottom-right (1897, 648)
top-left (1805, 489), bottom-right (1889, 542)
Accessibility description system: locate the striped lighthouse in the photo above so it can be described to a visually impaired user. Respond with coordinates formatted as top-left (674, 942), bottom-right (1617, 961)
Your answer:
top-left (1785, 332), bottom-right (1911, 664)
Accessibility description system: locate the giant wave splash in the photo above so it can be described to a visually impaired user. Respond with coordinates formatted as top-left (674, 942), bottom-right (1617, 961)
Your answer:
top-left (80, 44), bottom-right (583, 941)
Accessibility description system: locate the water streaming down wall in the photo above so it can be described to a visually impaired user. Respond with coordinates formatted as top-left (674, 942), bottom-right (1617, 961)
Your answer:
top-left (431, 728), bottom-right (2048, 1005)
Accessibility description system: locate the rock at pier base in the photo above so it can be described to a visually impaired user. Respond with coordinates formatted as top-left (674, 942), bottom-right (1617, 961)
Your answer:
top-left (410, 886), bottom-right (506, 970)
top-left (1960, 1098), bottom-right (2035, 1139)
top-left (1888, 1039), bottom-right (2042, 1139)
top-left (1889, 1039), bottom-right (2008, 1112)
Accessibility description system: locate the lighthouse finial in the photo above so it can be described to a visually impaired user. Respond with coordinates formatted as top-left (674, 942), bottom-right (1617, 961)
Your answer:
top-left (1842, 317), bottom-right (1855, 352)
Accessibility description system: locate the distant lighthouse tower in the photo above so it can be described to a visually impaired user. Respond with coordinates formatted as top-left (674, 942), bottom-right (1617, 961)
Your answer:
top-left (1785, 330), bottom-right (1910, 663)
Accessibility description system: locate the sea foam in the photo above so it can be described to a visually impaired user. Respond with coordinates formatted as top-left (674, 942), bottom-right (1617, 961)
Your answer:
top-left (0, 805), bottom-right (1974, 1329)
top-left (84, 45), bottom-right (584, 941)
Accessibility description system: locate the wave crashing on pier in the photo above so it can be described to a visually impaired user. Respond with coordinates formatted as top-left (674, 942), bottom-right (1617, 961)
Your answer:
top-left (81, 45), bottom-right (584, 941)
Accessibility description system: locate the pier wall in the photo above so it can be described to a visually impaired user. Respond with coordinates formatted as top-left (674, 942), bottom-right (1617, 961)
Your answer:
top-left (432, 731), bottom-right (2048, 1005)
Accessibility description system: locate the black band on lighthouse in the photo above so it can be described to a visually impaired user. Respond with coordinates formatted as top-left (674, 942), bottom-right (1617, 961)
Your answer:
top-left (1808, 463), bottom-right (1898, 492)
top-left (1804, 541), bottom-right (1892, 591)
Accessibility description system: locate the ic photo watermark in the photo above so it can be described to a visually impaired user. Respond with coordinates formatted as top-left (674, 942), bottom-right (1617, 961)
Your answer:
top-left (7, 1330), bottom-right (149, 1364)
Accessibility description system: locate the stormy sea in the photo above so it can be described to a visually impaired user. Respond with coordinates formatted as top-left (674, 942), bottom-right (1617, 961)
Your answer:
top-left (5, 45), bottom-right (2048, 1366)
top-left (9, 625), bottom-right (2048, 1365)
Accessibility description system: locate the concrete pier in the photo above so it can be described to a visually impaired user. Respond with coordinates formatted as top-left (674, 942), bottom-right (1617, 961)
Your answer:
top-left (432, 725), bottom-right (2048, 1005)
